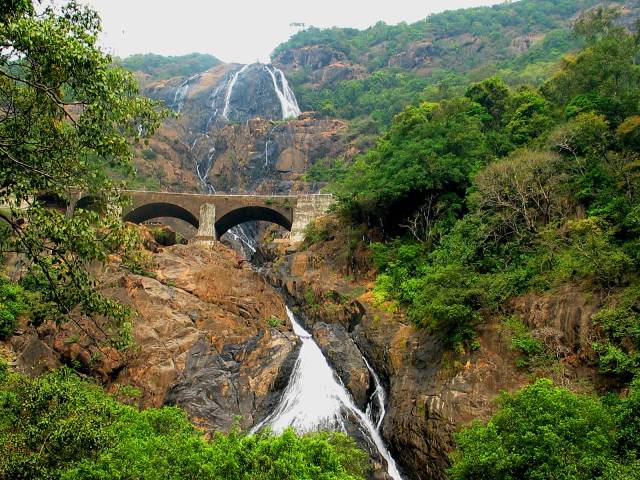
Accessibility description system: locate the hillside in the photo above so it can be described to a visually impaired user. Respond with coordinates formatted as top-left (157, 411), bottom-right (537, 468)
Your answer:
top-left (273, 0), bottom-right (639, 129)
top-left (117, 52), bottom-right (221, 85)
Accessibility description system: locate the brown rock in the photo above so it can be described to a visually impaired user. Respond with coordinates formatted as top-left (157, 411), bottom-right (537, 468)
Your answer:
top-left (312, 322), bottom-right (371, 409)
top-left (6, 243), bottom-right (299, 433)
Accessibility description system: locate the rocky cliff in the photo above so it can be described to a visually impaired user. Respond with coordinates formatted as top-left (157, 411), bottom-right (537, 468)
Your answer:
top-left (5, 242), bottom-right (300, 432)
top-left (261, 227), bottom-right (606, 480)
top-left (132, 62), bottom-right (355, 197)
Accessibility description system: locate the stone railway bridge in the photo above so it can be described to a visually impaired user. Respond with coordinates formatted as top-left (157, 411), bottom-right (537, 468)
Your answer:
top-left (67, 190), bottom-right (334, 243)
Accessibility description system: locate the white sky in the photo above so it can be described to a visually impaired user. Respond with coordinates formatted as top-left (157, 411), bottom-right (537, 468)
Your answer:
top-left (80, 0), bottom-right (503, 63)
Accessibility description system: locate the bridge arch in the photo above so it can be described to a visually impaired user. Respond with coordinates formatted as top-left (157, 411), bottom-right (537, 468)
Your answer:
top-left (215, 205), bottom-right (292, 238)
top-left (123, 202), bottom-right (199, 229)
top-left (75, 195), bottom-right (106, 213)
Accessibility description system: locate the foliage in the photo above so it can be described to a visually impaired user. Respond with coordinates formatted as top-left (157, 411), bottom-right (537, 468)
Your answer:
top-left (545, 217), bottom-right (632, 287)
top-left (592, 285), bottom-right (640, 378)
top-left (274, 0), bottom-right (627, 127)
top-left (501, 315), bottom-right (546, 368)
top-left (0, 276), bottom-right (30, 339)
top-left (449, 379), bottom-right (640, 480)
top-left (335, 98), bottom-right (487, 234)
top-left (302, 219), bottom-right (334, 248)
top-left (296, 69), bottom-right (432, 130)
top-left (266, 316), bottom-right (282, 328)
top-left (471, 150), bottom-right (570, 241)
top-left (0, 2), bottom-right (166, 333)
top-left (321, 6), bottom-right (640, 358)
top-left (303, 157), bottom-right (349, 184)
top-left (0, 366), bottom-right (369, 480)
top-left (118, 53), bottom-right (221, 81)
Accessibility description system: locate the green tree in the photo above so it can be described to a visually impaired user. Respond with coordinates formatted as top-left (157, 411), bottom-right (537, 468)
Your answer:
top-left (465, 77), bottom-right (511, 128)
top-left (449, 379), bottom-right (637, 480)
top-left (336, 98), bottom-right (487, 233)
top-left (543, 7), bottom-right (640, 121)
top-left (0, 2), bottom-right (165, 332)
top-left (470, 150), bottom-right (570, 241)
top-left (0, 366), bottom-right (369, 480)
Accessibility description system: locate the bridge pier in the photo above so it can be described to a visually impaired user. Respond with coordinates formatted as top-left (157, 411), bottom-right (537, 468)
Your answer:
top-left (193, 203), bottom-right (217, 246)
top-left (290, 195), bottom-right (335, 243)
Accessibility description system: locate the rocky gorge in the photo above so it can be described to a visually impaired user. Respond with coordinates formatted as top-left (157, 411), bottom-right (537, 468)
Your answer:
top-left (257, 230), bottom-right (608, 480)
top-left (75, 44), bottom-right (609, 479)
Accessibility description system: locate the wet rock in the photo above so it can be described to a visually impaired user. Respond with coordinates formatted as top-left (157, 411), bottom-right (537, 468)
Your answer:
top-left (166, 330), bottom-right (299, 431)
top-left (270, 244), bottom-right (545, 480)
top-left (312, 322), bottom-right (371, 410)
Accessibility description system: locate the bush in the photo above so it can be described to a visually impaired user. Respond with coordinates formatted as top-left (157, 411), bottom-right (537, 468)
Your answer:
top-left (449, 379), bottom-right (638, 480)
top-left (0, 277), bottom-right (30, 339)
top-left (266, 316), bottom-right (282, 328)
top-left (592, 285), bottom-right (640, 378)
top-left (302, 219), bottom-right (334, 247)
top-left (0, 368), bottom-right (369, 480)
top-left (550, 218), bottom-right (631, 287)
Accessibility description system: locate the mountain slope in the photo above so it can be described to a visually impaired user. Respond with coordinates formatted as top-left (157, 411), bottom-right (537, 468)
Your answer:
top-left (273, 0), bottom-right (639, 128)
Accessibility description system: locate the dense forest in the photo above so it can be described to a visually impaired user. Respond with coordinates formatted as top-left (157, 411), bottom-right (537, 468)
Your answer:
top-left (276, 0), bottom-right (636, 130)
top-left (3, 0), bottom-right (640, 479)
top-left (302, 5), bottom-right (640, 478)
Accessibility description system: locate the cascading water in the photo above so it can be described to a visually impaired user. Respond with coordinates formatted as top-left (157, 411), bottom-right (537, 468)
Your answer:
top-left (255, 307), bottom-right (403, 480)
top-left (178, 63), bottom-right (302, 259)
top-left (364, 357), bottom-right (386, 431)
top-left (264, 139), bottom-right (273, 168)
top-left (196, 146), bottom-right (216, 194)
top-left (264, 65), bottom-right (301, 119)
top-left (173, 74), bottom-right (199, 113)
top-left (222, 64), bottom-right (250, 120)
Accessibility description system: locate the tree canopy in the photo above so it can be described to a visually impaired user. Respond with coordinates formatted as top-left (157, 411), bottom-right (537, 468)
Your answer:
top-left (0, 365), bottom-right (369, 480)
top-left (0, 1), bottom-right (166, 336)
top-left (449, 379), bottom-right (640, 480)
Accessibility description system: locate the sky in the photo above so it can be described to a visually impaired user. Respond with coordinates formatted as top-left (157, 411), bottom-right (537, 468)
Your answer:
top-left (79, 0), bottom-right (503, 64)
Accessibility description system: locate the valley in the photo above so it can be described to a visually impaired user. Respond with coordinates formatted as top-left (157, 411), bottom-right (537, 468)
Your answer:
top-left (2, 0), bottom-right (640, 479)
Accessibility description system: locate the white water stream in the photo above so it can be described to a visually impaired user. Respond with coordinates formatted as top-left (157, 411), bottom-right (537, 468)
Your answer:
top-left (173, 74), bottom-right (200, 113)
top-left (255, 307), bottom-right (403, 480)
top-left (222, 64), bottom-right (250, 120)
top-left (265, 65), bottom-right (302, 119)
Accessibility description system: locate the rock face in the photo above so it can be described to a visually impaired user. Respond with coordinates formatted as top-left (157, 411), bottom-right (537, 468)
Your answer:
top-left (134, 63), bottom-right (354, 197)
top-left (273, 45), bottom-right (366, 86)
top-left (510, 285), bottom-right (603, 366)
top-left (6, 243), bottom-right (300, 432)
top-left (312, 322), bottom-right (370, 410)
top-left (264, 236), bottom-right (605, 480)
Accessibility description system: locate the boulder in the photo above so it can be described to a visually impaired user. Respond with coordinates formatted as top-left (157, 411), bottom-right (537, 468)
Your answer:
top-left (312, 322), bottom-right (371, 410)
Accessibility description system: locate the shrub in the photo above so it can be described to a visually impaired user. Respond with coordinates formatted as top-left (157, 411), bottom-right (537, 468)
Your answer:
top-left (449, 379), bottom-right (636, 480)
top-left (0, 277), bottom-right (30, 339)
top-left (266, 316), bottom-right (282, 328)
top-left (0, 368), bottom-right (369, 480)
top-left (592, 285), bottom-right (640, 378)
top-left (302, 219), bottom-right (333, 247)
top-left (551, 218), bottom-right (631, 287)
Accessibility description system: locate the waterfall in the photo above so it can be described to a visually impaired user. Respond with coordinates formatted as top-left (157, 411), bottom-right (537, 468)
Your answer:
top-left (173, 74), bottom-right (199, 113)
top-left (264, 140), bottom-right (271, 167)
top-left (225, 225), bottom-right (257, 257)
top-left (222, 64), bottom-right (250, 121)
top-left (195, 147), bottom-right (216, 194)
top-left (264, 65), bottom-right (301, 119)
top-left (364, 357), bottom-right (387, 431)
top-left (255, 307), bottom-right (403, 480)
